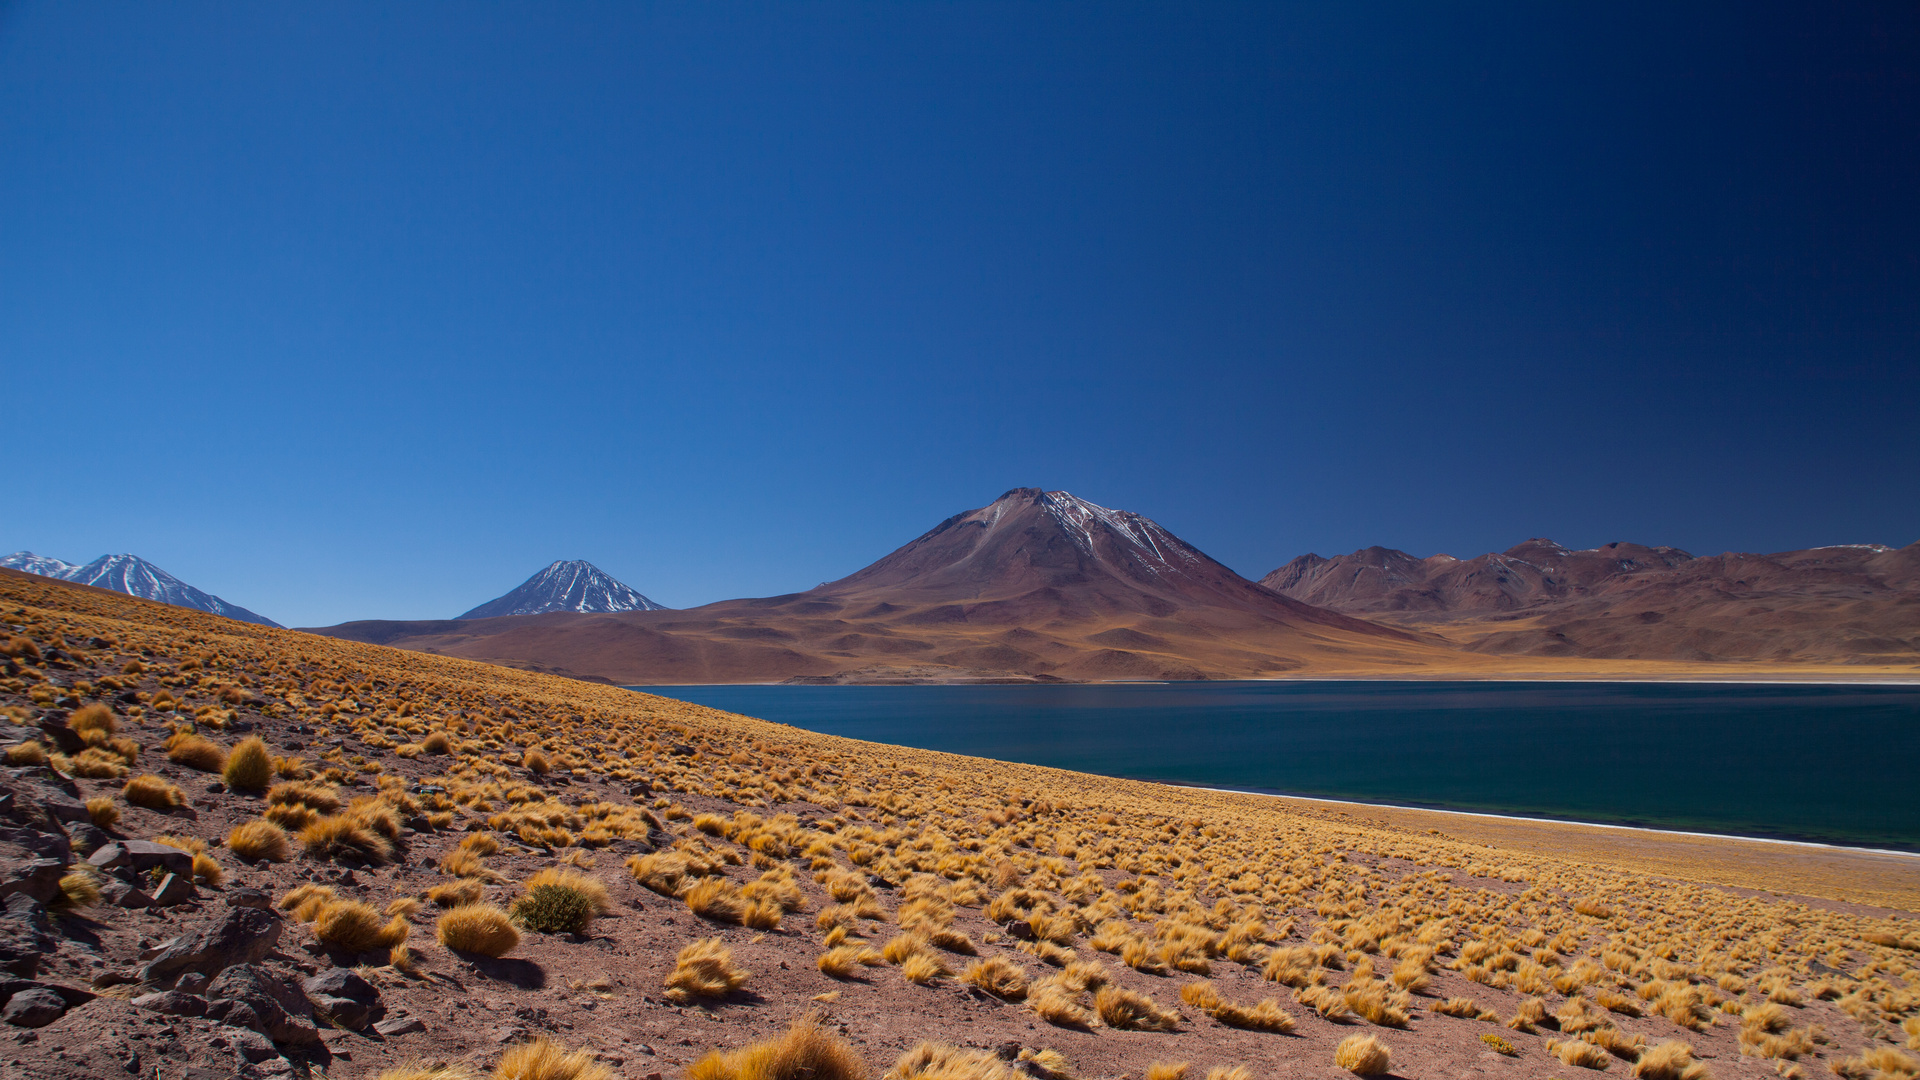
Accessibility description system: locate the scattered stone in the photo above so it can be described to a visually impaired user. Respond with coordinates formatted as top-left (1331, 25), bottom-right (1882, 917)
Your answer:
top-left (151, 873), bottom-right (197, 907)
top-left (226, 888), bottom-right (271, 910)
top-left (0, 858), bottom-right (65, 905)
top-left (137, 906), bottom-right (283, 985)
top-left (174, 972), bottom-right (210, 995)
top-left (302, 967), bottom-right (381, 1029)
top-left (205, 965), bottom-right (318, 1047)
top-left (0, 894), bottom-right (55, 977)
top-left (98, 879), bottom-right (153, 909)
top-left (131, 991), bottom-right (205, 1018)
top-left (373, 1015), bottom-right (425, 1036)
top-left (66, 823), bottom-right (109, 857)
top-left (2, 988), bottom-right (67, 1028)
top-left (89, 841), bottom-right (193, 878)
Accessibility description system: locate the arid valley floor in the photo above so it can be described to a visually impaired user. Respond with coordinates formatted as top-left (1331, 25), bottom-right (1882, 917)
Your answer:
top-left (1, 570), bottom-right (1918, 1080)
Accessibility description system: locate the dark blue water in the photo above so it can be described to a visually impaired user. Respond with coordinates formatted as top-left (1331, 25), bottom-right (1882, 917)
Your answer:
top-left (627, 681), bottom-right (1920, 850)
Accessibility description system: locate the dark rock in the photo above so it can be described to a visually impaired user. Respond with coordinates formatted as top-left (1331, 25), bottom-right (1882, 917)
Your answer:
top-left (174, 972), bottom-right (210, 995)
top-left (302, 967), bottom-right (381, 1029)
top-left (372, 1014), bottom-right (425, 1036)
top-left (227, 1025), bottom-right (279, 1063)
top-left (205, 965), bottom-right (317, 1047)
top-left (151, 872), bottom-right (197, 907)
top-left (37, 791), bottom-right (90, 825)
top-left (204, 782), bottom-right (225, 795)
top-left (34, 718), bottom-right (84, 754)
top-left (89, 841), bottom-right (193, 877)
top-left (2, 987), bottom-right (67, 1027)
top-left (137, 906), bottom-right (283, 985)
top-left (131, 990), bottom-right (206, 1017)
top-left (0, 858), bottom-right (66, 904)
top-left (226, 888), bottom-right (271, 910)
top-left (0, 893), bottom-right (54, 977)
top-left (67, 823), bottom-right (110, 857)
top-left (99, 879), bottom-right (154, 909)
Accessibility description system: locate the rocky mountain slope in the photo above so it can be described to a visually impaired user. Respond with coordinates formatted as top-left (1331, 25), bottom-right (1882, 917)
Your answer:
top-left (0, 564), bottom-right (1914, 1080)
top-left (2, 552), bottom-right (280, 628)
top-left (1261, 539), bottom-right (1920, 663)
top-left (312, 489), bottom-right (1448, 683)
top-left (458, 560), bottom-right (668, 619)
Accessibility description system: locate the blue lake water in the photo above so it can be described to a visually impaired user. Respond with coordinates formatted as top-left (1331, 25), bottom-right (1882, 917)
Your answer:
top-left (628, 681), bottom-right (1920, 850)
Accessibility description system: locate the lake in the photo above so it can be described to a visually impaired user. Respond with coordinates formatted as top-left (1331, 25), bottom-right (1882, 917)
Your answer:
top-left (627, 681), bottom-right (1920, 851)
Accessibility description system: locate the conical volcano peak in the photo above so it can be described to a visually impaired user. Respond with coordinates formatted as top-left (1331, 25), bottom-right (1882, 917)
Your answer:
top-left (458, 560), bottom-right (667, 619)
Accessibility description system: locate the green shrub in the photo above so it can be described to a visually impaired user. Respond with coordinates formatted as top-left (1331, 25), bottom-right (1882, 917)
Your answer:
top-left (511, 883), bottom-right (596, 934)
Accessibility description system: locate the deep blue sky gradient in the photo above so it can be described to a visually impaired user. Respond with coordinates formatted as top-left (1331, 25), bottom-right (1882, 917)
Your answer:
top-left (3, 3), bottom-right (1917, 626)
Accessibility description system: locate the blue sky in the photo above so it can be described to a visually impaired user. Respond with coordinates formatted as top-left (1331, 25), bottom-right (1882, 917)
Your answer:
top-left (3, 2), bottom-right (1916, 627)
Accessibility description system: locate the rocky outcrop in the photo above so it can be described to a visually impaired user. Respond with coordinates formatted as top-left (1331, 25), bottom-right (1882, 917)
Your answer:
top-left (204, 964), bottom-right (319, 1047)
top-left (137, 906), bottom-right (284, 986)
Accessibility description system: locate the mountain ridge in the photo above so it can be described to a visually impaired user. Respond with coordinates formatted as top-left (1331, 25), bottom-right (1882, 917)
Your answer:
top-left (1259, 538), bottom-right (1920, 663)
top-left (0, 551), bottom-right (281, 627)
top-left (457, 559), bottom-right (666, 619)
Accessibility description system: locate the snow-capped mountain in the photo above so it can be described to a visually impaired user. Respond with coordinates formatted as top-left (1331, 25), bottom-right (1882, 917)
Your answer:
top-left (0, 551), bottom-right (282, 627)
top-left (457, 560), bottom-right (668, 619)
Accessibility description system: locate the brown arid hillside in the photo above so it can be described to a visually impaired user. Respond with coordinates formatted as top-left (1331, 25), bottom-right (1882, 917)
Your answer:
top-left (1262, 538), bottom-right (1920, 665)
top-left (311, 489), bottom-right (1470, 684)
top-left (3, 568), bottom-right (1920, 1080)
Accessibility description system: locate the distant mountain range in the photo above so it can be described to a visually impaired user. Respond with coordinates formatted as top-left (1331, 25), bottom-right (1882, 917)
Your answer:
top-left (458, 560), bottom-right (666, 619)
top-left (1260, 539), bottom-right (1920, 663)
top-left (310, 488), bottom-right (1444, 683)
top-left (0, 551), bottom-right (281, 628)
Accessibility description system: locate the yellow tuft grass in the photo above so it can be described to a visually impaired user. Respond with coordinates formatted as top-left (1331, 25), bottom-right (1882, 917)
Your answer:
top-left (1547, 1038), bottom-right (1617, 1071)
top-left (227, 820), bottom-right (291, 862)
top-left (4, 741), bottom-right (48, 767)
top-left (124, 773), bottom-right (185, 810)
top-left (165, 733), bottom-right (227, 772)
top-left (222, 735), bottom-right (274, 791)
top-left (313, 899), bottom-right (410, 953)
top-left (523, 867), bottom-right (611, 914)
top-left (436, 903), bottom-right (519, 957)
top-left (86, 795), bottom-right (120, 829)
top-left (1629, 1041), bottom-right (1709, 1080)
top-left (1093, 985), bottom-right (1180, 1032)
top-left (428, 879), bottom-right (486, 908)
top-left (300, 813), bottom-right (395, 864)
top-left (1145, 1065), bottom-right (1189, 1080)
top-left (493, 1037), bottom-right (615, 1080)
top-left (884, 1042), bottom-right (1016, 1080)
top-left (666, 937), bottom-right (748, 1002)
top-left (1334, 1034), bottom-right (1391, 1076)
top-left (960, 955), bottom-right (1029, 999)
top-left (375, 1067), bottom-right (475, 1080)
top-left (1179, 980), bottom-right (1295, 1033)
top-left (687, 1019), bottom-right (868, 1080)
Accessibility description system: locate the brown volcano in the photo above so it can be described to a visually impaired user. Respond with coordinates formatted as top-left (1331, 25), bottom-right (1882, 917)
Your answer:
top-left (1261, 538), bottom-right (1920, 664)
top-left (310, 488), bottom-right (1454, 683)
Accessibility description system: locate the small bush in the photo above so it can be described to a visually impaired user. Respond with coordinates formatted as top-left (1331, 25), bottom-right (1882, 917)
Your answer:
top-left (685, 877), bottom-right (746, 923)
top-left (437, 903), bottom-right (519, 957)
top-left (124, 774), bottom-right (186, 810)
top-left (961, 956), bottom-right (1029, 999)
top-left (4, 741), bottom-right (48, 767)
top-left (428, 879), bottom-right (486, 908)
top-left (1093, 986), bottom-right (1179, 1032)
top-left (525, 749), bottom-right (551, 775)
top-left (68, 747), bottom-right (129, 778)
top-left (665, 937), bottom-right (748, 1002)
top-left (687, 1019), bottom-right (867, 1080)
top-left (166, 733), bottom-right (227, 772)
top-left (281, 883), bottom-right (337, 922)
top-left (493, 1037), bottom-right (614, 1080)
top-left (227, 820), bottom-right (291, 862)
top-left (901, 953), bottom-right (950, 985)
top-left (1334, 1034), bottom-right (1391, 1076)
top-left (524, 867), bottom-right (610, 914)
top-left (222, 736), bottom-right (274, 791)
top-left (422, 731), bottom-right (452, 754)
top-left (85, 796), bottom-right (119, 829)
top-left (314, 899), bottom-right (410, 953)
top-left (512, 884), bottom-right (595, 935)
top-left (300, 814), bottom-right (394, 864)
top-left (267, 780), bottom-right (342, 814)
top-left (1481, 1033), bottom-right (1518, 1056)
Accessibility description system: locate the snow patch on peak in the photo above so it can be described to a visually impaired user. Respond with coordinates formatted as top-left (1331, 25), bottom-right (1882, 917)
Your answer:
top-left (1, 552), bottom-right (80, 579)
top-left (2, 551), bottom-right (281, 627)
top-left (1037, 490), bottom-right (1199, 575)
top-left (457, 560), bottom-right (667, 619)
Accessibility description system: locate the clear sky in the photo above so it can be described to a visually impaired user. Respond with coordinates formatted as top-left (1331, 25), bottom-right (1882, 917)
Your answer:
top-left (3, 2), bottom-right (1917, 627)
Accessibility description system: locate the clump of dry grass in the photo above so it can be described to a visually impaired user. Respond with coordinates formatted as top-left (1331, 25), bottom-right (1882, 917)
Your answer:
top-left (1629, 1041), bottom-right (1709, 1080)
top-left (374, 1066), bottom-right (475, 1080)
top-left (165, 733), bottom-right (226, 772)
top-left (1144, 1064), bottom-right (1189, 1080)
top-left (494, 1037), bottom-right (615, 1080)
top-left (124, 773), bottom-right (185, 810)
top-left (53, 866), bottom-right (102, 913)
top-left (227, 820), bottom-right (290, 862)
top-left (1179, 981), bottom-right (1295, 1033)
top-left (313, 899), bottom-right (410, 953)
top-left (3, 741), bottom-right (48, 767)
top-left (665, 937), bottom-right (749, 1002)
top-left (1094, 985), bottom-right (1180, 1032)
top-left (884, 1042), bottom-right (1016, 1080)
top-left (688, 1018), bottom-right (868, 1080)
top-left (222, 735), bottom-right (274, 791)
top-left (1547, 1038), bottom-right (1617, 1071)
top-left (86, 795), bottom-right (119, 829)
top-left (436, 904), bottom-right (519, 957)
top-left (154, 834), bottom-right (224, 885)
top-left (961, 955), bottom-right (1029, 999)
top-left (429, 879), bottom-right (486, 908)
top-left (1433, 997), bottom-right (1496, 1020)
top-left (1830, 1047), bottom-right (1920, 1080)
top-left (300, 813), bottom-right (395, 864)
top-left (1334, 1034), bottom-right (1391, 1076)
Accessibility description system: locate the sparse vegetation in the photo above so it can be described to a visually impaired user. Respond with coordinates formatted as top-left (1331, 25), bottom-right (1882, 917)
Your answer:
top-left (1334, 1034), bottom-right (1392, 1076)
top-left (436, 904), bottom-right (519, 957)
top-left (123, 773), bottom-right (185, 810)
top-left (222, 734), bottom-right (274, 791)
top-left (493, 1037), bottom-right (615, 1080)
top-left (687, 1019), bottom-right (867, 1080)
top-left (666, 937), bottom-right (748, 1002)
top-left (227, 819), bottom-right (291, 862)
